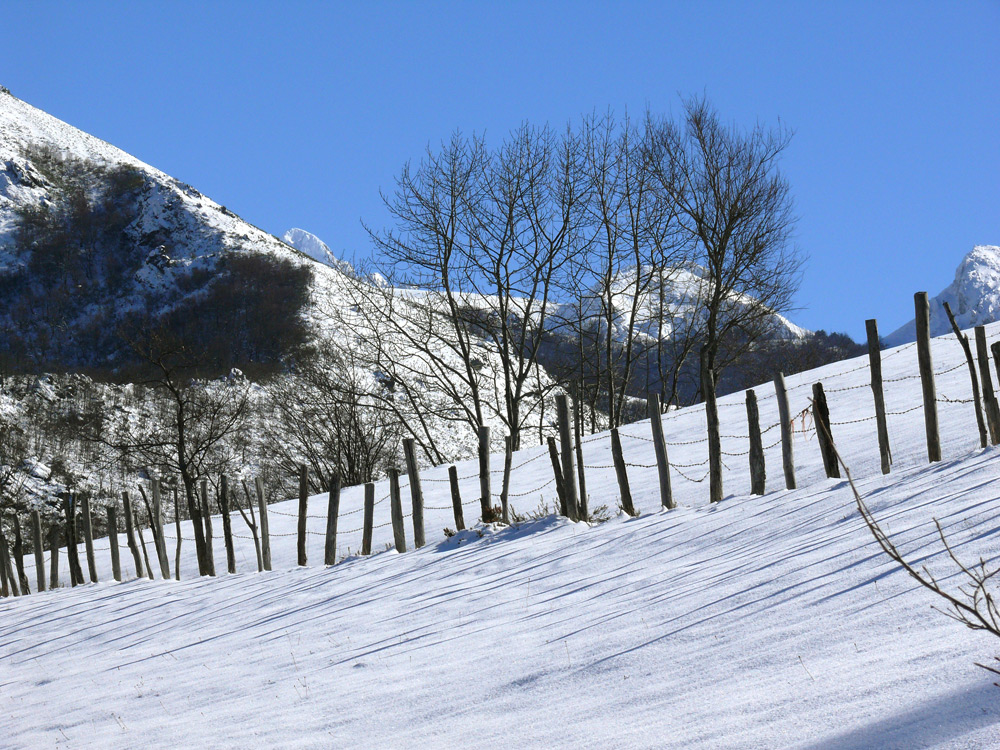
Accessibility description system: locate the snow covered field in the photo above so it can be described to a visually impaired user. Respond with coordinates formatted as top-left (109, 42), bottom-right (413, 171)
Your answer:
top-left (4, 323), bottom-right (1000, 748)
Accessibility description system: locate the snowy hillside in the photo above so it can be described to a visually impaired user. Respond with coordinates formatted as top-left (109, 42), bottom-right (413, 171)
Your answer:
top-left (885, 245), bottom-right (1000, 346)
top-left (4, 318), bottom-right (1000, 747)
top-left (0, 89), bottom-right (332, 277)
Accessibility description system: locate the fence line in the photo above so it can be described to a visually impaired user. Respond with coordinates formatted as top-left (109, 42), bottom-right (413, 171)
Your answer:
top-left (5, 314), bottom-right (996, 597)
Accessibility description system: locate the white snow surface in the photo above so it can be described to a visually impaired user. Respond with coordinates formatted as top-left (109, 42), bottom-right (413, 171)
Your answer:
top-left (5, 321), bottom-right (1000, 747)
top-left (885, 245), bottom-right (1000, 346)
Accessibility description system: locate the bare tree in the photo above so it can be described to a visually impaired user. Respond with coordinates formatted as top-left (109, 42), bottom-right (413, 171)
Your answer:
top-left (265, 341), bottom-right (401, 489)
top-left (652, 96), bottom-right (801, 503)
top-left (83, 334), bottom-right (251, 575)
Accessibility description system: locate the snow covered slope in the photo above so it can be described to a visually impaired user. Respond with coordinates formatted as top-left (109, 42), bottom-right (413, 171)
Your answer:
top-left (4, 318), bottom-right (1000, 747)
top-left (885, 245), bottom-right (1000, 346)
top-left (0, 88), bottom-right (327, 275)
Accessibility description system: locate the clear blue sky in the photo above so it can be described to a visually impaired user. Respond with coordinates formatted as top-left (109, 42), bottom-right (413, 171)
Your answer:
top-left (3, 1), bottom-right (998, 339)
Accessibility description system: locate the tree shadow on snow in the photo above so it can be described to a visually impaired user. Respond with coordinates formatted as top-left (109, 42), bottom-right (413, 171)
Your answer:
top-left (798, 680), bottom-right (1000, 750)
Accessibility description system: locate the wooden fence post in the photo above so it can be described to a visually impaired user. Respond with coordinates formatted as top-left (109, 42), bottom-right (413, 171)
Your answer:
top-left (774, 373), bottom-right (796, 490)
top-left (812, 383), bottom-right (840, 478)
top-left (0, 531), bottom-right (9, 597)
top-left (389, 468), bottom-right (407, 553)
top-left (574, 398), bottom-right (588, 521)
top-left (944, 301), bottom-right (987, 448)
top-left (610, 428), bottom-right (636, 516)
top-left (172, 483), bottom-right (181, 581)
top-left (151, 481), bottom-right (171, 579)
top-left (122, 491), bottom-right (144, 580)
top-left (134, 513), bottom-right (155, 581)
top-left (31, 510), bottom-right (45, 592)
top-left (991, 342), bottom-right (1000, 397)
top-left (647, 394), bottom-right (675, 510)
top-left (361, 482), bottom-right (375, 555)
top-left (746, 389), bottom-right (766, 495)
top-left (975, 326), bottom-right (1000, 445)
top-left (107, 505), bottom-right (122, 583)
top-left (13, 516), bottom-right (29, 594)
top-left (81, 495), bottom-right (98, 584)
top-left (220, 475), bottom-right (236, 575)
top-left (324, 473), bottom-right (341, 566)
top-left (915, 292), bottom-right (942, 462)
top-left (296, 465), bottom-right (308, 567)
top-left (64, 494), bottom-right (84, 586)
top-left (448, 466), bottom-right (465, 531)
top-left (200, 478), bottom-right (216, 576)
top-left (556, 394), bottom-right (580, 521)
top-left (500, 436), bottom-right (513, 524)
top-left (546, 436), bottom-right (568, 516)
top-left (47, 523), bottom-right (60, 589)
top-left (402, 439), bottom-right (425, 548)
top-left (866, 319), bottom-right (893, 474)
top-left (0, 527), bottom-right (18, 596)
top-left (254, 477), bottom-right (271, 571)
top-left (478, 425), bottom-right (493, 522)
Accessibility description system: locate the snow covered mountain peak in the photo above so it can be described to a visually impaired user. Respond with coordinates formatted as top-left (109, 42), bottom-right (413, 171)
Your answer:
top-left (885, 245), bottom-right (1000, 346)
top-left (282, 227), bottom-right (353, 275)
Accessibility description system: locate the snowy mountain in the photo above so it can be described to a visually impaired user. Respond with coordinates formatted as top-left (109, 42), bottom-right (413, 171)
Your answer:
top-left (884, 245), bottom-right (1000, 346)
top-left (282, 227), bottom-right (355, 276)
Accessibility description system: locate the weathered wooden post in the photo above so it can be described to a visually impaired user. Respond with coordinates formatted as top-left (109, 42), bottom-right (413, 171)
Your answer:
top-left (812, 383), bottom-right (840, 478)
top-left (402, 439), bottom-right (425, 548)
top-left (388, 468), bottom-right (407, 553)
top-left (746, 389), bottom-right (766, 494)
top-left (254, 477), bottom-right (271, 571)
top-left (219, 475), bottom-right (236, 574)
top-left (500, 436), bottom-right (513, 524)
top-left (647, 394), bottom-right (675, 510)
top-left (361, 482), bottom-right (375, 556)
top-left (64, 494), bottom-right (84, 586)
top-left (12, 516), bottom-right (29, 594)
top-left (992, 342), bottom-right (1000, 397)
top-left (296, 465), bottom-right (308, 567)
top-left (975, 326), bottom-right (1000, 445)
top-left (172, 482), bottom-right (181, 581)
top-left (122, 491), bottom-right (144, 579)
top-left (866, 319), bottom-right (892, 474)
top-left (47, 524), bottom-right (60, 589)
top-left (610, 428), bottom-right (636, 516)
top-left (151, 481), bottom-right (171, 579)
top-left (915, 292), bottom-right (941, 462)
top-left (80, 494), bottom-right (98, 584)
top-left (0, 528), bottom-right (18, 596)
top-left (324, 473), bottom-right (341, 566)
top-left (774, 373), bottom-right (796, 490)
top-left (556, 394), bottom-right (580, 521)
top-left (478, 425), bottom-right (493, 522)
top-left (134, 513), bottom-right (154, 581)
top-left (546, 436), bottom-right (568, 516)
top-left (448, 466), bottom-right (465, 531)
top-left (574, 398), bottom-right (588, 520)
top-left (944, 301), bottom-right (987, 448)
top-left (200, 478), bottom-right (216, 576)
top-left (0, 533), bottom-right (9, 597)
top-left (31, 510), bottom-right (45, 592)
top-left (107, 505), bottom-right (122, 583)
